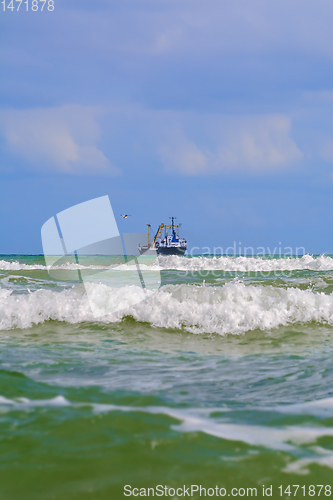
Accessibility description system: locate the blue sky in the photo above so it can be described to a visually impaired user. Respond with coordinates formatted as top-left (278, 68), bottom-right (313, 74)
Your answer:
top-left (1, 0), bottom-right (333, 254)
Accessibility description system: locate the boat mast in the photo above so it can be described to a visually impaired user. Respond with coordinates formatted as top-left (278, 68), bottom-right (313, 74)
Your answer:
top-left (147, 224), bottom-right (151, 247)
top-left (170, 217), bottom-right (177, 237)
top-left (152, 224), bottom-right (164, 247)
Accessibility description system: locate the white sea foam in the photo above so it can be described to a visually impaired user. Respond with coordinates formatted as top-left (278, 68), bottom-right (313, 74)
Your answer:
top-left (2, 254), bottom-right (333, 272)
top-left (158, 254), bottom-right (333, 272)
top-left (283, 448), bottom-right (333, 474)
top-left (1, 395), bottom-right (333, 466)
top-left (0, 260), bottom-right (110, 271)
top-left (2, 281), bottom-right (333, 334)
top-left (271, 398), bottom-right (333, 418)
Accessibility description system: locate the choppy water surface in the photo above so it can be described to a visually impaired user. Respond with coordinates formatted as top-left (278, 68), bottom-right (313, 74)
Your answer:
top-left (1, 254), bottom-right (333, 499)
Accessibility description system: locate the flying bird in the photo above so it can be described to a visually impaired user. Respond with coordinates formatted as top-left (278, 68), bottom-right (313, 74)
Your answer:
top-left (120, 214), bottom-right (131, 219)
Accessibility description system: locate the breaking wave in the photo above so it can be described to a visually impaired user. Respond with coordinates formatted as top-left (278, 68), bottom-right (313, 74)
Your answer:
top-left (0, 260), bottom-right (107, 271)
top-left (2, 281), bottom-right (333, 334)
top-left (158, 254), bottom-right (333, 272)
top-left (2, 254), bottom-right (333, 272)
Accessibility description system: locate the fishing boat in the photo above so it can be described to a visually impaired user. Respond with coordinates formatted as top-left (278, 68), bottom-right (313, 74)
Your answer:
top-left (138, 217), bottom-right (187, 256)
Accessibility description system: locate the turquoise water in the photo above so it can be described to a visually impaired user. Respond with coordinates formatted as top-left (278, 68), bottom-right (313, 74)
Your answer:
top-left (1, 254), bottom-right (333, 499)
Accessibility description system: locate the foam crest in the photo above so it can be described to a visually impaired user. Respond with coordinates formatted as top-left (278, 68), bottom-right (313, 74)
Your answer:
top-left (159, 254), bottom-right (333, 271)
top-left (0, 260), bottom-right (48, 271)
top-left (2, 255), bottom-right (333, 272)
top-left (2, 281), bottom-right (333, 334)
top-left (272, 398), bottom-right (333, 418)
top-left (0, 260), bottom-right (110, 271)
top-left (0, 286), bottom-right (92, 329)
top-left (130, 283), bottom-right (333, 335)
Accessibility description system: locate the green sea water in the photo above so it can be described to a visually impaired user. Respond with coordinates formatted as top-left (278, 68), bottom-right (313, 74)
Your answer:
top-left (1, 254), bottom-right (333, 499)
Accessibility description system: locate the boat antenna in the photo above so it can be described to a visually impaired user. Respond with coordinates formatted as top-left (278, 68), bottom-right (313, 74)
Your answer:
top-left (169, 216), bottom-right (177, 229)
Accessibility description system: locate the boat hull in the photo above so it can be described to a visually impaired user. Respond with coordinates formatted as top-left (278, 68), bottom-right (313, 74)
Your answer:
top-left (157, 246), bottom-right (186, 256)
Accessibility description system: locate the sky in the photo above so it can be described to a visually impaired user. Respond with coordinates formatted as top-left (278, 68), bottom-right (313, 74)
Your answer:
top-left (1, 0), bottom-right (333, 254)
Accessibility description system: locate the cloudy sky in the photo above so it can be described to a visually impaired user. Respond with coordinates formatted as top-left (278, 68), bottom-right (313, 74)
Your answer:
top-left (1, 0), bottom-right (333, 253)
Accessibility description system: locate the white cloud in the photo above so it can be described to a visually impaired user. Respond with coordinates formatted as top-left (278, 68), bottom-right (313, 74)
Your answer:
top-left (0, 105), bottom-right (119, 175)
top-left (159, 136), bottom-right (207, 176)
top-left (58, 0), bottom-right (333, 59)
top-left (5, 104), bottom-right (301, 177)
top-left (216, 115), bottom-right (302, 170)
top-left (159, 114), bottom-right (302, 175)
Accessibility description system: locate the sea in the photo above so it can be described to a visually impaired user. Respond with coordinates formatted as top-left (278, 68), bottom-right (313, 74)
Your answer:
top-left (1, 253), bottom-right (333, 499)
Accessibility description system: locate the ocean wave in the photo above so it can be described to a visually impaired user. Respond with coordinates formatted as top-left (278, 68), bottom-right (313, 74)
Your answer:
top-left (2, 282), bottom-right (333, 334)
top-left (158, 254), bottom-right (333, 272)
top-left (0, 260), bottom-right (161, 272)
top-left (2, 254), bottom-right (333, 272)
top-left (1, 395), bottom-right (333, 460)
top-left (0, 260), bottom-right (110, 271)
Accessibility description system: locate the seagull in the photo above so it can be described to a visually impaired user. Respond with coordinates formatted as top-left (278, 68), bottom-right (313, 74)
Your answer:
top-left (120, 214), bottom-right (131, 219)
